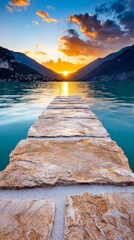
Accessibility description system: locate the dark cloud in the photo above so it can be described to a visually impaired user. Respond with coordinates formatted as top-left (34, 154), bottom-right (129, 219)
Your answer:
top-left (111, 2), bottom-right (125, 14)
top-left (59, 1), bottom-right (134, 58)
top-left (118, 10), bottom-right (134, 34)
top-left (68, 14), bottom-right (100, 37)
top-left (66, 29), bottom-right (79, 37)
top-left (95, 0), bottom-right (134, 38)
top-left (99, 19), bottom-right (125, 40)
top-left (95, 4), bottom-right (109, 15)
top-left (67, 13), bottom-right (124, 41)
top-left (58, 35), bottom-right (105, 57)
top-left (95, 0), bottom-right (131, 15)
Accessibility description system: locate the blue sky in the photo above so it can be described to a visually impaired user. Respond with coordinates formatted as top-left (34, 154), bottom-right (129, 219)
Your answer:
top-left (0, 0), bottom-right (133, 72)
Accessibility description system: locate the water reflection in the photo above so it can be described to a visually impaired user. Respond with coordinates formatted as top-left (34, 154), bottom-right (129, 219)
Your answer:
top-left (62, 82), bottom-right (68, 96)
top-left (0, 81), bottom-right (134, 172)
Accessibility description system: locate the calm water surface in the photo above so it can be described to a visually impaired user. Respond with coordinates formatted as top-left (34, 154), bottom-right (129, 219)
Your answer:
top-left (0, 81), bottom-right (134, 172)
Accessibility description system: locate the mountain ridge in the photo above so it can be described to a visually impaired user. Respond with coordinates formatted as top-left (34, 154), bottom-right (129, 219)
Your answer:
top-left (81, 45), bottom-right (134, 81)
top-left (0, 46), bottom-right (59, 81)
top-left (0, 46), bottom-right (44, 81)
top-left (11, 51), bottom-right (58, 79)
top-left (70, 46), bottom-right (130, 81)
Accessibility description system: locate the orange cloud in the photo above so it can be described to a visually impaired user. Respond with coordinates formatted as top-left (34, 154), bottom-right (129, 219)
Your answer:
top-left (35, 51), bottom-right (46, 55)
top-left (58, 35), bottom-right (105, 58)
top-left (24, 51), bottom-right (30, 55)
top-left (36, 11), bottom-right (59, 23)
top-left (9, 0), bottom-right (30, 7)
top-left (24, 51), bottom-right (46, 56)
top-left (42, 58), bottom-right (84, 73)
top-left (58, 12), bottom-right (132, 60)
top-left (67, 14), bottom-right (125, 41)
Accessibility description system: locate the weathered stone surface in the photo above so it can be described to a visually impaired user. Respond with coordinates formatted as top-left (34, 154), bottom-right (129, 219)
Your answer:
top-left (52, 98), bottom-right (85, 104)
top-left (28, 118), bottom-right (108, 138)
top-left (55, 96), bottom-right (82, 100)
top-left (0, 138), bottom-right (134, 188)
top-left (47, 103), bottom-right (90, 109)
top-left (64, 192), bottom-right (134, 240)
top-left (0, 199), bottom-right (55, 240)
top-left (39, 109), bottom-right (97, 119)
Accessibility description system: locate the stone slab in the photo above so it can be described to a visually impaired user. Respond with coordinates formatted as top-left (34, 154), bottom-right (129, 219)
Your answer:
top-left (52, 99), bottom-right (85, 104)
top-left (0, 199), bottom-right (55, 240)
top-left (39, 109), bottom-right (97, 119)
top-left (64, 192), bottom-right (134, 240)
top-left (55, 96), bottom-right (82, 100)
top-left (28, 118), bottom-right (108, 138)
top-left (0, 138), bottom-right (134, 188)
top-left (47, 103), bottom-right (90, 109)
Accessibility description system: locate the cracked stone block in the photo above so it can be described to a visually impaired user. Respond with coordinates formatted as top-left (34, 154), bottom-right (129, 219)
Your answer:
top-left (0, 138), bottom-right (133, 188)
top-left (28, 118), bottom-right (109, 138)
top-left (39, 109), bottom-right (97, 119)
top-left (0, 199), bottom-right (55, 240)
top-left (64, 192), bottom-right (134, 240)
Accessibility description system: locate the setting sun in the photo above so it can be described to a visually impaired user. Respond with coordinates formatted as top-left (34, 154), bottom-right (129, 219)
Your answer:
top-left (61, 71), bottom-right (70, 76)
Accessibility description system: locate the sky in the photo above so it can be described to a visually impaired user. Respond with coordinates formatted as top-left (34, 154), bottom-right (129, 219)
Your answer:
top-left (0, 0), bottom-right (134, 73)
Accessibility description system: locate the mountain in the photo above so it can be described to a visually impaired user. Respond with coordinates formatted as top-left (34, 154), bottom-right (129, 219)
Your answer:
top-left (0, 46), bottom-right (46, 81)
top-left (11, 51), bottom-right (58, 79)
top-left (70, 46), bottom-right (130, 81)
top-left (82, 45), bottom-right (134, 81)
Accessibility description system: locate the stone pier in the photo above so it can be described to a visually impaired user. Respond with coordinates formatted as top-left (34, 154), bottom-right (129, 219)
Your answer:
top-left (0, 96), bottom-right (134, 240)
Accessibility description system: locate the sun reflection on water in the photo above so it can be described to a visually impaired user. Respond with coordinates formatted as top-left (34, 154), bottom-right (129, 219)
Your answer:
top-left (62, 82), bottom-right (68, 96)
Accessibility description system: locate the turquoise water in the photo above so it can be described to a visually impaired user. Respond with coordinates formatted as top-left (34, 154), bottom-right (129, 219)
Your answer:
top-left (0, 81), bottom-right (134, 172)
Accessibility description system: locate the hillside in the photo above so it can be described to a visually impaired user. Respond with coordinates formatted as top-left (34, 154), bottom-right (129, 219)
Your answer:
top-left (82, 45), bottom-right (134, 81)
top-left (70, 46), bottom-right (130, 81)
top-left (11, 51), bottom-right (58, 79)
top-left (0, 46), bottom-right (44, 81)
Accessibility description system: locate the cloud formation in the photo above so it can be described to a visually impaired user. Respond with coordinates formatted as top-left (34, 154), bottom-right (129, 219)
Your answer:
top-left (46, 5), bottom-right (55, 10)
top-left (9, 0), bottom-right (30, 7)
top-left (59, 1), bottom-right (134, 58)
top-left (95, 0), bottom-right (133, 15)
top-left (24, 51), bottom-right (30, 55)
top-left (24, 50), bottom-right (46, 56)
top-left (32, 21), bottom-right (39, 26)
top-left (118, 10), bottom-right (134, 34)
top-left (66, 29), bottom-right (79, 37)
top-left (58, 35), bottom-right (105, 57)
top-left (6, 6), bottom-right (14, 12)
top-left (43, 58), bottom-right (84, 73)
top-left (36, 11), bottom-right (59, 23)
top-left (67, 13), bottom-right (124, 41)
top-left (95, 2), bottom-right (125, 15)
top-left (95, 0), bottom-right (134, 37)
top-left (35, 51), bottom-right (46, 55)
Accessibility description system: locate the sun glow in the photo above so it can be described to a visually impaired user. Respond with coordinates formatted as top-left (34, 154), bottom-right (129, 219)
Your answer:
top-left (61, 71), bottom-right (70, 76)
